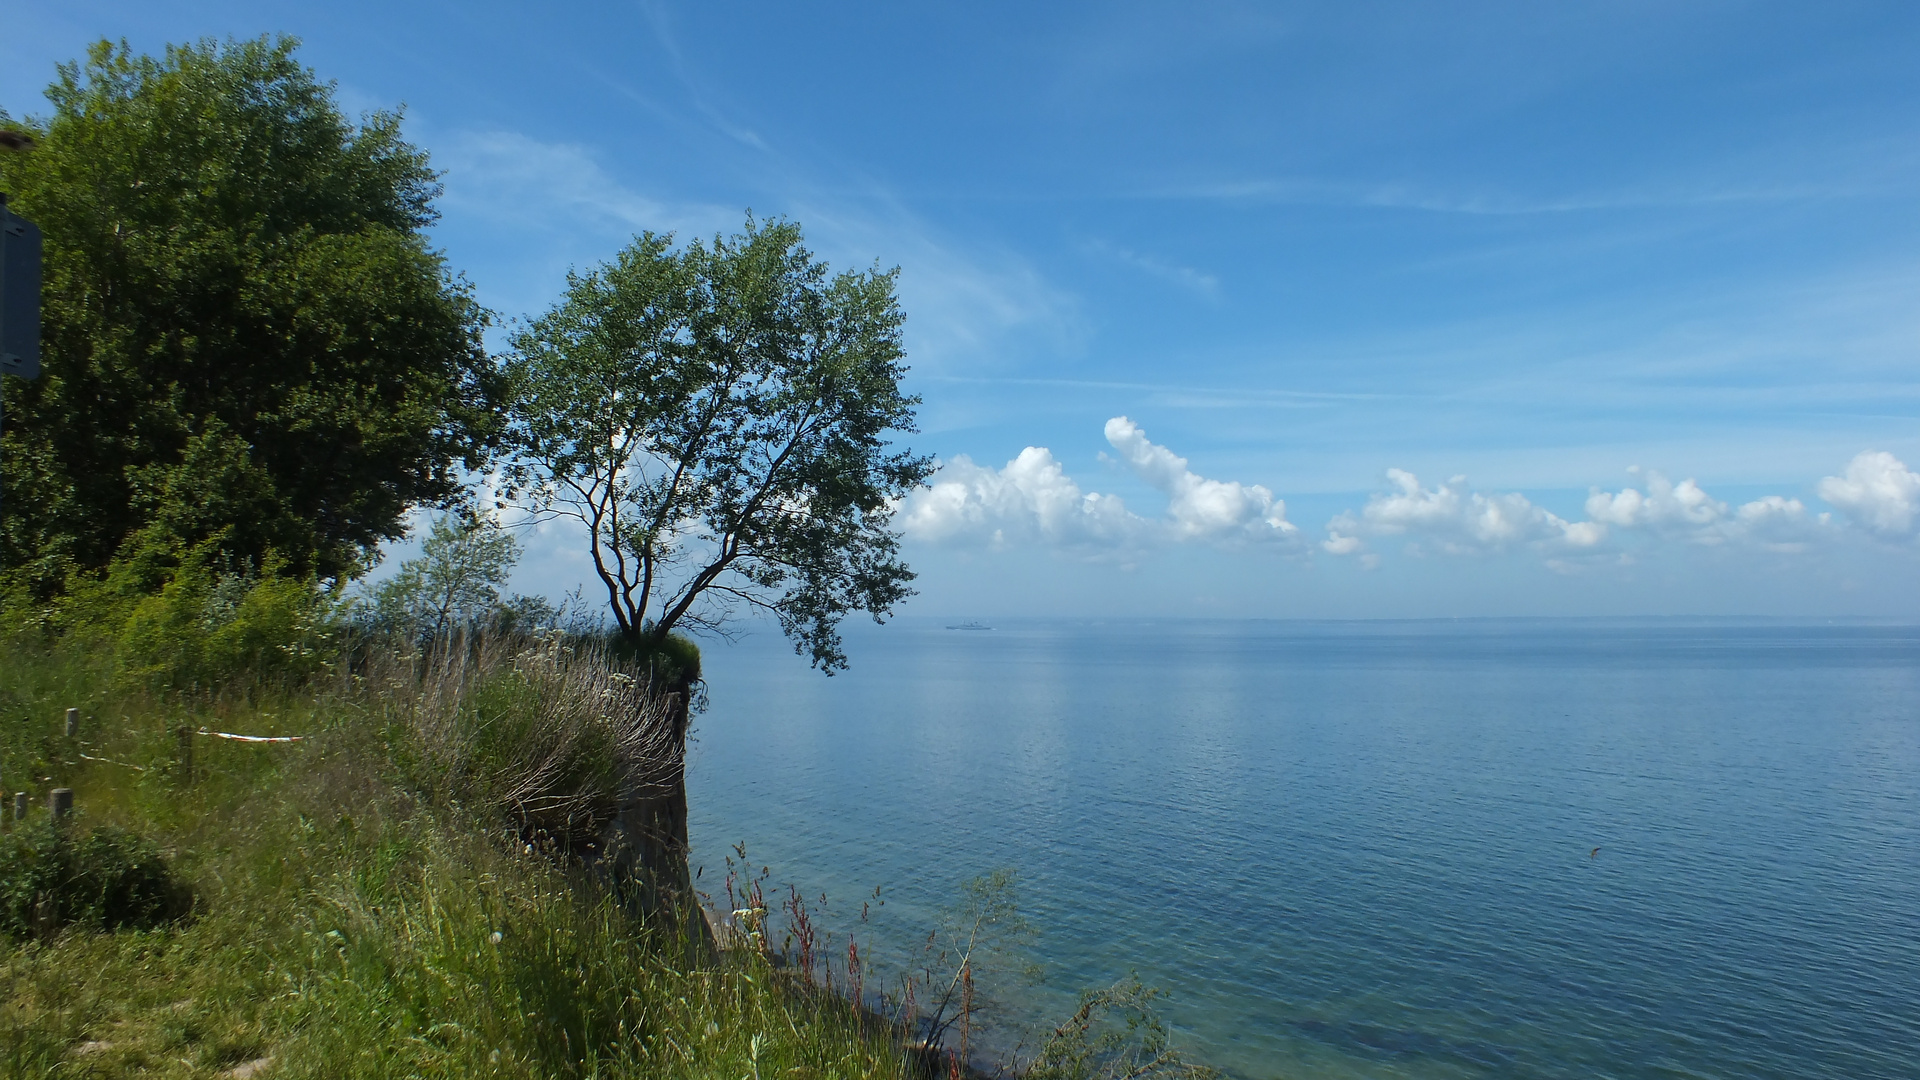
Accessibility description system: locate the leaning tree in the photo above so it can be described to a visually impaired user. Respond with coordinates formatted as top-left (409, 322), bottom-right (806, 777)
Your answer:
top-left (501, 218), bottom-right (932, 885)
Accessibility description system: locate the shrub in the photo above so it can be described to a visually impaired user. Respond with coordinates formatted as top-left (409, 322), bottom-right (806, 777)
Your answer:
top-left (114, 542), bottom-right (340, 691)
top-left (0, 820), bottom-right (190, 937)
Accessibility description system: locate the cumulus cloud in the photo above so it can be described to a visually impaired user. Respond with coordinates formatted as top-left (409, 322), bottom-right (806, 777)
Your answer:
top-left (897, 447), bottom-right (1142, 549)
top-left (1585, 470), bottom-right (1828, 550)
top-left (1586, 471), bottom-right (1726, 532)
top-left (897, 418), bottom-right (1297, 552)
top-left (1325, 462), bottom-right (1844, 562)
top-left (1324, 469), bottom-right (1602, 557)
top-left (902, 430), bottom-right (1905, 569)
top-left (1818, 451), bottom-right (1920, 539)
top-left (1734, 494), bottom-right (1822, 552)
top-left (1102, 417), bottom-right (1297, 543)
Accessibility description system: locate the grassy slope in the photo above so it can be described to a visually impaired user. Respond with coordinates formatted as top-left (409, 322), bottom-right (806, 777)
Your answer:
top-left (0, 643), bottom-right (914, 1079)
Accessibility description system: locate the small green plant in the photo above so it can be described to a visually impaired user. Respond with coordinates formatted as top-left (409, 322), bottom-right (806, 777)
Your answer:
top-left (0, 820), bottom-right (190, 937)
top-left (1024, 975), bottom-right (1216, 1080)
top-left (911, 868), bottom-right (1039, 1064)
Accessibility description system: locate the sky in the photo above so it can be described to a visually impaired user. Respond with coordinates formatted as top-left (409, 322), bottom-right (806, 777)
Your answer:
top-left (7, 2), bottom-right (1920, 619)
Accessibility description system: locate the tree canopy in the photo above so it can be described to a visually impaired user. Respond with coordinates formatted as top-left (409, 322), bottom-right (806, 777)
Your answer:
top-left (0, 37), bottom-right (497, 592)
top-left (502, 219), bottom-right (932, 671)
top-left (365, 514), bottom-right (522, 641)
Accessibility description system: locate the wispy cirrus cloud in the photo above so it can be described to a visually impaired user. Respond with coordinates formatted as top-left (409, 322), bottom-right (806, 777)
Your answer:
top-left (795, 198), bottom-right (1084, 372)
top-left (1137, 175), bottom-right (1871, 217)
top-left (430, 127), bottom-right (1082, 369)
top-left (1083, 238), bottom-right (1220, 298)
top-left (435, 129), bottom-right (729, 236)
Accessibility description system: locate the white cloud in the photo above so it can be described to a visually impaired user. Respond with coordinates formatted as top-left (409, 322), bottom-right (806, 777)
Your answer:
top-left (1586, 470), bottom-right (1830, 550)
top-left (1324, 469), bottom-right (1600, 556)
top-left (903, 432), bottom-right (1896, 570)
top-left (1085, 239), bottom-right (1220, 298)
top-left (898, 418), bottom-right (1298, 552)
top-left (1102, 417), bottom-right (1297, 543)
top-left (897, 447), bottom-right (1143, 550)
top-left (1322, 534), bottom-right (1364, 556)
top-left (1327, 463), bottom-right (1844, 562)
top-left (792, 200), bottom-right (1083, 373)
top-left (1735, 494), bottom-right (1822, 553)
top-left (1818, 450), bottom-right (1920, 539)
top-left (430, 128), bottom-right (1080, 372)
top-left (1586, 471), bottom-right (1727, 532)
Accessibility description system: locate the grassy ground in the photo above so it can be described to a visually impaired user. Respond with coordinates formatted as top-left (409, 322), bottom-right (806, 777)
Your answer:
top-left (0, 641), bottom-right (917, 1079)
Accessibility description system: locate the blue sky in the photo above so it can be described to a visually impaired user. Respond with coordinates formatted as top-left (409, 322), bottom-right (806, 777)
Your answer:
top-left (8, 2), bottom-right (1920, 618)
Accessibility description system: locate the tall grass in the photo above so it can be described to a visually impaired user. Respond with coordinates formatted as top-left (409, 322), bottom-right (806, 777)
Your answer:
top-left (0, 628), bottom-right (918, 1079)
top-left (366, 630), bottom-right (682, 845)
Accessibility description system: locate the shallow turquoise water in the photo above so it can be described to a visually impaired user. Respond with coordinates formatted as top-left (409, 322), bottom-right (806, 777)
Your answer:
top-left (686, 619), bottom-right (1920, 1079)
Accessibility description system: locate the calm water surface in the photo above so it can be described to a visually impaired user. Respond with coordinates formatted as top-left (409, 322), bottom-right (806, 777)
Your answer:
top-left (686, 619), bottom-right (1920, 1079)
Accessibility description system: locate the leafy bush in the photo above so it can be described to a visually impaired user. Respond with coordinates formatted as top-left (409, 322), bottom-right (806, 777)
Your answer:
top-left (0, 821), bottom-right (190, 937)
top-left (104, 540), bottom-right (340, 691)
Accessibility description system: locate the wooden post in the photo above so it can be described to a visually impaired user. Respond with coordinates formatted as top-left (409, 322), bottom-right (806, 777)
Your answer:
top-left (176, 726), bottom-right (194, 784)
top-left (11, 792), bottom-right (23, 820)
top-left (65, 708), bottom-right (78, 738)
top-left (49, 787), bottom-right (72, 820)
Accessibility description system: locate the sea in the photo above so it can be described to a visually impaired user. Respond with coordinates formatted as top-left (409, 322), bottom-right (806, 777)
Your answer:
top-left (685, 618), bottom-right (1920, 1080)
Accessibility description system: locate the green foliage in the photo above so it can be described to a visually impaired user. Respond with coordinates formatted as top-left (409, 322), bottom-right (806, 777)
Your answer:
top-left (114, 552), bottom-right (337, 691)
top-left (0, 633), bottom-right (1218, 1080)
top-left (0, 36), bottom-right (498, 594)
top-left (4, 530), bottom-right (341, 692)
top-left (0, 820), bottom-right (189, 938)
top-left (602, 625), bottom-right (703, 693)
top-left (502, 217), bottom-right (933, 671)
top-left (911, 868), bottom-right (1039, 1054)
top-left (364, 514), bottom-right (524, 640)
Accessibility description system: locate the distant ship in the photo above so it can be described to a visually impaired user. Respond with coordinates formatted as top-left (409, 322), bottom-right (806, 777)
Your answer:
top-left (945, 620), bottom-right (993, 630)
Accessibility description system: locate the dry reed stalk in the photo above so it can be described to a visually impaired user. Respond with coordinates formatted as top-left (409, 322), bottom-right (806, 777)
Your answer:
top-left (363, 630), bottom-right (682, 841)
